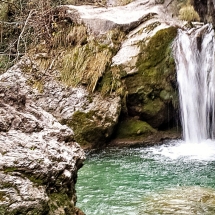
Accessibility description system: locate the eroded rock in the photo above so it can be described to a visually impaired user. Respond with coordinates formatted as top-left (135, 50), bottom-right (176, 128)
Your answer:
top-left (0, 69), bottom-right (85, 214)
top-left (1, 58), bottom-right (121, 148)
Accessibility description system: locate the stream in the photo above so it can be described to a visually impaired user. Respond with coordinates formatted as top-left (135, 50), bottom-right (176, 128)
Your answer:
top-left (76, 140), bottom-right (215, 215)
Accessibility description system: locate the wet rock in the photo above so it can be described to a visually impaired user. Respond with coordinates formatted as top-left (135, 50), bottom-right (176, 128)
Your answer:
top-left (114, 118), bottom-right (156, 140)
top-left (122, 26), bottom-right (178, 128)
top-left (193, 0), bottom-right (215, 26)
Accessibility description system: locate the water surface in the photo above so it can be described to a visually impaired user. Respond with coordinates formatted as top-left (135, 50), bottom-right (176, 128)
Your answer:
top-left (76, 140), bottom-right (215, 215)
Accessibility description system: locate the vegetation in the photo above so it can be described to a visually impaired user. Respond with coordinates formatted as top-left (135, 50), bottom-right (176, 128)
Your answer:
top-left (126, 27), bottom-right (177, 100)
top-left (60, 40), bottom-right (112, 92)
top-left (65, 110), bottom-right (113, 147)
top-left (49, 192), bottom-right (74, 214)
top-left (115, 119), bottom-right (156, 139)
top-left (178, 5), bottom-right (200, 22)
top-left (0, 0), bottom-right (127, 93)
top-left (0, 0), bottom-right (71, 72)
top-left (123, 27), bottom-right (178, 128)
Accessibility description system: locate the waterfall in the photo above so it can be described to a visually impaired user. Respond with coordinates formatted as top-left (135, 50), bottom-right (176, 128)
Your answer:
top-left (174, 24), bottom-right (215, 143)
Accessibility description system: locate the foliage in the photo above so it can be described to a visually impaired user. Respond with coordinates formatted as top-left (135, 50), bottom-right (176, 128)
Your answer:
top-left (60, 40), bottom-right (112, 92)
top-left (0, 0), bottom-right (70, 72)
top-left (178, 5), bottom-right (200, 22)
top-left (98, 66), bottom-right (124, 96)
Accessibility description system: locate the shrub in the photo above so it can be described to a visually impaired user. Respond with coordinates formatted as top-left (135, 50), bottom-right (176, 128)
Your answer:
top-left (178, 5), bottom-right (200, 22)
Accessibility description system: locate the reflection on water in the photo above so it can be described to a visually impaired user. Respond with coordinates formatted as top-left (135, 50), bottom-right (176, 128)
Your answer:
top-left (76, 140), bottom-right (215, 215)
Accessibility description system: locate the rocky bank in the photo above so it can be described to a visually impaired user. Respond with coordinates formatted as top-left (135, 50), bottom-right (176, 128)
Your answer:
top-left (0, 65), bottom-right (85, 214)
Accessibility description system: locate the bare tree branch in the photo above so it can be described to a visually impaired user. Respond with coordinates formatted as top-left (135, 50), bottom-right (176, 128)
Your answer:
top-left (16, 9), bottom-right (36, 59)
top-left (0, 21), bottom-right (24, 25)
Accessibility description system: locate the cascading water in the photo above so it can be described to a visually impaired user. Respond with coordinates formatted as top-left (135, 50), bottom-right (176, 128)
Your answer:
top-left (174, 24), bottom-right (215, 143)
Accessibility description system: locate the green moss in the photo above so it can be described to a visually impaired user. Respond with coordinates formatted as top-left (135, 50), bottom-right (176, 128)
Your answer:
top-left (115, 119), bottom-right (156, 139)
top-left (49, 192), bottom-right (74, 214)
top-left (141, 98), bottom-right (164, 117)
top-left (1, 182), bottom-right (12, 189)
top-left (136, 27), bottom-right (177, 70)
top-left (0, 207), bottom-right (6, 215)
top-left (160, 89), bottom-right (177, 101)
top-left (99, 71), bottom-right (113, 94)
top-left (65, 111), bottom-right (113, 147)
top-left (124, 27), bottom-right (178, 128)
top-left (24, 175), bottom-right (43, 185)
top-left (128, 27), bottom-right (177, 96)
top-left (3, 167), bottom-right (17, 173)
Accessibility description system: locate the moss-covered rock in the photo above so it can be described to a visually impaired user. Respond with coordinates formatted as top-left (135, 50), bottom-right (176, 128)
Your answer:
top-left (115, 118), bottom-right (156, 140)
top-left (67, 110), bottom-right (117, 148)
top-left (49, 192), bottom-right (75, 215)
top-left (125, 27), bottom-right (178, 128)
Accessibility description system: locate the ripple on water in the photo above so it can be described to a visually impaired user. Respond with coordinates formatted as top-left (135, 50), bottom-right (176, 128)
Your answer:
top-left (76, 140), bottom-right (215, 215)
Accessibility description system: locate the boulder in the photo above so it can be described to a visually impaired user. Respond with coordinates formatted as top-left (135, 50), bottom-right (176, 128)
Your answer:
top-left (0, 67), bottom-right (85, 214)
top-left (2, 58), bottom-right (121, 148)
top-left (114, 118), bottom-right (157, 139)
top-left (122, 27), bottom-right (178, 128)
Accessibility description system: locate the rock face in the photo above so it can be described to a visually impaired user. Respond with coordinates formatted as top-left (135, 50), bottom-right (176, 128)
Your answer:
top-left (127, 27), bottom-right (177, 128)
top-left (9, 57), bottom-right (121, 149)
top-left (193, 0), bottom-right (215, 26)
top-left (66, 0), bottom-right (180, 131)
top-left (53, 0), bottom-right (181, 142)
top-left (0, 66), bottom-right (85, 214)
top-left (0, 0), bottom-right (187, 148)
top-left (5, 0), bottom-right (183, 147)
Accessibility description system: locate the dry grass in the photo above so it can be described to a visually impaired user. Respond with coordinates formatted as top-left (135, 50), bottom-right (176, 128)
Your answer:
top-left (28, 25), bottom-right (125, 93)
top-left (66, 25), bottom-right (87, 46)
top-left (33, 80), bottom-right (44, 93)
top-left (60, 41), bottom-right (112, 92)
top-left (52, 25), bottom-right (87, 49)
top-left (116, 0), bottom-right (134, 6)
top-left (178, 5), bottom-right (200, 22)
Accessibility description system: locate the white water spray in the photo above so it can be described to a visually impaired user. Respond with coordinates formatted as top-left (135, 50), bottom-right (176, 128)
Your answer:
top-left (174, 24), bottom-right (215, 143)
